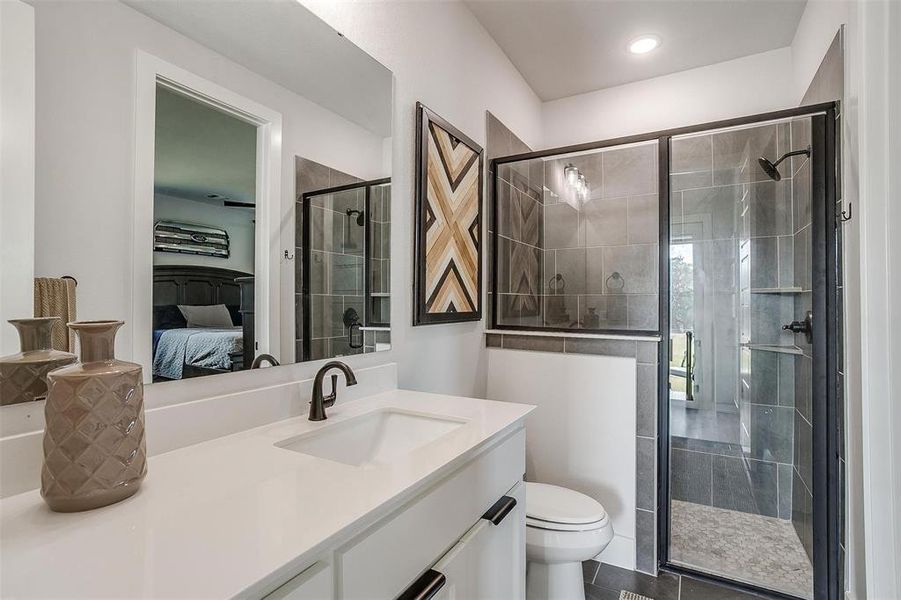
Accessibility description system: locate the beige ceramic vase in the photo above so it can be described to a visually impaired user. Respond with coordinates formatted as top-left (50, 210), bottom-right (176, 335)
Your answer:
top-left (0, 318), bottom-right (76, 406)
top-left (41, 321), bottom-right (147, 512)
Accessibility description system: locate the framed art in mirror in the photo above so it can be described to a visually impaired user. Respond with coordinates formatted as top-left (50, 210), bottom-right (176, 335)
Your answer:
top-left (413, 102), bottom-right (483, 326)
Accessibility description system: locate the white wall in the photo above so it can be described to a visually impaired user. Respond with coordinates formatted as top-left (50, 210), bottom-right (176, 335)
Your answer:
top-left (31, 0), bottom-right (385, 359)
top-left (853, 0), bottom-right (901, 597)
top-left (790, 0), bottom-right (850, 105)
top-left (301, 0), bottom-right (543, 397)
top-left (541, 48), bottom-right (795, 148)
top-left (153, 194), bottom-right (256, 275)
top-left (0, 0), bottom-right (35, 355)
top-left (790, 3), bottom-right (871, 598)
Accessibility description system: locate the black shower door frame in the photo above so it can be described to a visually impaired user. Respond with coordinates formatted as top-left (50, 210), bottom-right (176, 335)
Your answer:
top-left (300, 177), bottom-right (391, 361)
top-left (489, 102), bottom-right (839, 600)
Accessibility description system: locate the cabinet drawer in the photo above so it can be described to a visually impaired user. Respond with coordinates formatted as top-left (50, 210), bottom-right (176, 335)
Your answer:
top-left (430, 481), bottom-right (525, 600)
top-left (264, 561), bottom-right (332, 600)
top-left (339, 427), bottom-right (525, 600)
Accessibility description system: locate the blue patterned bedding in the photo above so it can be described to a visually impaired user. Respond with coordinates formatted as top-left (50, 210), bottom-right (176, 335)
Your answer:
top-left (152, 327), bottom-right (242, 380)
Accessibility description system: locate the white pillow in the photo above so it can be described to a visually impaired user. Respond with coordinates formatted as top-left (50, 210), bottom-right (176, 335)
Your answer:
top-left (177, 304), bottom-right (234, 328)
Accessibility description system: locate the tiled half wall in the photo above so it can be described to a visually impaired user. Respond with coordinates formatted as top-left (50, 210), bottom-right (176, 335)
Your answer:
top-left (487, 112), bottom-right (660, 574)
top-left (486, 331), bottom-right (660, 574)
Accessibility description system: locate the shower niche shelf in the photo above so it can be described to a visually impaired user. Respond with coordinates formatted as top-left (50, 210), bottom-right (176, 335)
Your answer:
top-left (749, 287), bottom-right (804, 294)
top-left (740, 343), bottom-right (803, 355)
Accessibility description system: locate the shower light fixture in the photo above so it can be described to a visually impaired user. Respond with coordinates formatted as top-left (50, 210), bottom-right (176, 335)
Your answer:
top-left (561, 164), bottom-right (589, 208)
top-left (629, 35), bottom-right (660, 55)
top-left (564, 163), bottom-right (579, 186)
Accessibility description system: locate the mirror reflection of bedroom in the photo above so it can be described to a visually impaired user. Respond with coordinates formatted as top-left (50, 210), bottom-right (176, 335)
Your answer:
top-left (152, 85), bottom-right (257, 382)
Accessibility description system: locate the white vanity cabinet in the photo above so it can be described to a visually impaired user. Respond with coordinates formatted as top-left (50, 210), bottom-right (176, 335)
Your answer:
top-left (262, 427), bottom-right (526, 600)
top-left (264, 562), bottom-right (333, 600)
top-left (425, 482), bottom-right (525, 600)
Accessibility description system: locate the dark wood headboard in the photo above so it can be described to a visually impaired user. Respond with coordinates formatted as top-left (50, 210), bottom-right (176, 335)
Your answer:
top-left (152, 265), bottom-right (251, 329)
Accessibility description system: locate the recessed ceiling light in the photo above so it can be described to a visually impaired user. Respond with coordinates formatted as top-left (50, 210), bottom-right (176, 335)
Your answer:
top-left (629, 35), bottom-right (660, 55)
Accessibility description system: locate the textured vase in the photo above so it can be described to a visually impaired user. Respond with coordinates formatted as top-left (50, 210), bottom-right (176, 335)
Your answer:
top-left (0, 318), bottom-right (76, 406)
top-left (41, 321), bottom-right (147, 512)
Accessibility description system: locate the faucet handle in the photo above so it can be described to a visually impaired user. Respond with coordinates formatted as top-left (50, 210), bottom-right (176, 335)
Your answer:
top-left (323, 374), bottom-right (338, 408)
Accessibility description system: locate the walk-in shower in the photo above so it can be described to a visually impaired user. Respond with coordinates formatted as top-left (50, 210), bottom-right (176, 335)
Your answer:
top-left (490, 103), bottom-right (841, 600)
top-left (668, 116), bottom-right (827, 599)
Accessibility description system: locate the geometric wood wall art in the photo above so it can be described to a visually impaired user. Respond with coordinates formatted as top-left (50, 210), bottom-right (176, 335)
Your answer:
top-left (413, 102), bottom-right (484, 325)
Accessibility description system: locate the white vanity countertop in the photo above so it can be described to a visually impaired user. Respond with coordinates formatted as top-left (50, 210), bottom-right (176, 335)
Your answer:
top-left (0, 390), bottom-right (533, 599)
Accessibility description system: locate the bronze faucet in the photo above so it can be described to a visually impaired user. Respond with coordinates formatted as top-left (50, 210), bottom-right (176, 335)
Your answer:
top-left (250, 354), bottom-right (279, 369)
top-left (309, 361), bottom-right (357, 421)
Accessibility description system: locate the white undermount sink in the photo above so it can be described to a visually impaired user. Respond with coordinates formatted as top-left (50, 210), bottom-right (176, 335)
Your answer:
top-left (275, 409), bottom-right (467, 467)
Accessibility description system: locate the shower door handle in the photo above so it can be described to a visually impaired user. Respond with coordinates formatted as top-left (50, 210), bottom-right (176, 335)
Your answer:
top-left (783, 311), bottom-right (813, 344)
top-left (348, 322), bottom-right (363, 349)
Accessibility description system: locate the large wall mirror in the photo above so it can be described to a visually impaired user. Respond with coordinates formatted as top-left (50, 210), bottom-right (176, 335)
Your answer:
top-left (0, 0), bottom-right (392, 402)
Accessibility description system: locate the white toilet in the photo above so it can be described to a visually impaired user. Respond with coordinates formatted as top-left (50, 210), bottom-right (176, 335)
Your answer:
top-left (525, 482), bottom-right (614, 600)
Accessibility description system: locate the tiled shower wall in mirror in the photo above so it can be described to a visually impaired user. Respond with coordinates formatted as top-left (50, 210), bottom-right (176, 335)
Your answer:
top-left (493, 139), bottom-right (660, 333)
top-left (296, 157), bottom-right (391, 361)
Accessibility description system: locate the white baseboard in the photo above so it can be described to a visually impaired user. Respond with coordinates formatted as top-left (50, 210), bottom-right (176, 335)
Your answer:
top-left (596, 534), bottom-right (636, 572)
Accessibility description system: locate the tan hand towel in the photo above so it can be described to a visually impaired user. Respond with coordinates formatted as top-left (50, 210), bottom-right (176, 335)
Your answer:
top-left (33, 278), bottom-right (77, 352)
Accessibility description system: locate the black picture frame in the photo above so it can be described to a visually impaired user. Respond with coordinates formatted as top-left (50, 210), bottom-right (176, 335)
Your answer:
top-left (413, 102), bottom-right (484, 326)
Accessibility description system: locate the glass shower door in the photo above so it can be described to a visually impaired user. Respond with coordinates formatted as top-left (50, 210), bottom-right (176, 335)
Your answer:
top-left (667, 116), bottom-right (817, 599)
top-left (303, 185), bottom-right (366, 360)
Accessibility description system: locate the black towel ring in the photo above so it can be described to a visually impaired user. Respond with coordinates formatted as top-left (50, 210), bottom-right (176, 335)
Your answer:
top-left (605, 271), bottom-right (625, 291)
top-left (61, 275), bottom-right (78, 286)
top-left (548, 273), bottom-right (566, 294)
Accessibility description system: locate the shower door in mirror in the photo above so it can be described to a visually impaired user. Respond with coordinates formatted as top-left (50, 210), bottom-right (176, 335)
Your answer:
top-left (300, 178), bottom-right (391, 362)
top-left (666, 111), bottom-right (837, 600)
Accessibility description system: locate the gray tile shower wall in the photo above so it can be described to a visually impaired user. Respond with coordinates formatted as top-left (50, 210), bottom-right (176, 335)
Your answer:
top-left (368, 183), bottom-right (391, 326)
top-left (670, 122), bottom-right (803, 522)
top-left (487, 112), bottom-right (543, 328)
top-left (536, 143), bottom-right (659, 332)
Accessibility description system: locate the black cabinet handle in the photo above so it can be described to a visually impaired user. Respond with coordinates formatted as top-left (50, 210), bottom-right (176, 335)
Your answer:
top-left (482, 495), bottom-right (517, 526)
top-left (397, 569), bottom-right (446, 600)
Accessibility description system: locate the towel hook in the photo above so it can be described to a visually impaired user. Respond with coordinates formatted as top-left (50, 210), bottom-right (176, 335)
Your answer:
top-left (840, 202), bottom-right (852, 223)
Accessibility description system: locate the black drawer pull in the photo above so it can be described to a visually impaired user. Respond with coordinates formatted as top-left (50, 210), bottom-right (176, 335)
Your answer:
top-left (397, 569), bottom-right (446, 600)
top-left (482, 495), bottom-right (517, 525)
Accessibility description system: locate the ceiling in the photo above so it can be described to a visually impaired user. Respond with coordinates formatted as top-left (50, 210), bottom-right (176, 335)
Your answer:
top-left (154, 86), bottom-right (257, 206)
top-left (125, 0), bottom-right (393, 137)
top-left (464, 0), bottom-right (807, 101)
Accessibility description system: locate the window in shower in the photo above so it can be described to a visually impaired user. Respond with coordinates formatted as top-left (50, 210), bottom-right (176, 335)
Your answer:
top-left (490, 140), bottom-right (660, 334)
top-left (669, 243), bottom-right (694, 402)
top-left (667, 116), bottom-right (823, 599)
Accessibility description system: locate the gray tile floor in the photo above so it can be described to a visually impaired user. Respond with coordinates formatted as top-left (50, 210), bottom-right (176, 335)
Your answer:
top-left (670, 500), bottom-right (813, 599)
top-left (583, 560), bottom-right (770, 600)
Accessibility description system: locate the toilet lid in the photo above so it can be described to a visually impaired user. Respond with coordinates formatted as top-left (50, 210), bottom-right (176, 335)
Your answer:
top-left (525, 482), bottom-right (607, 525)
